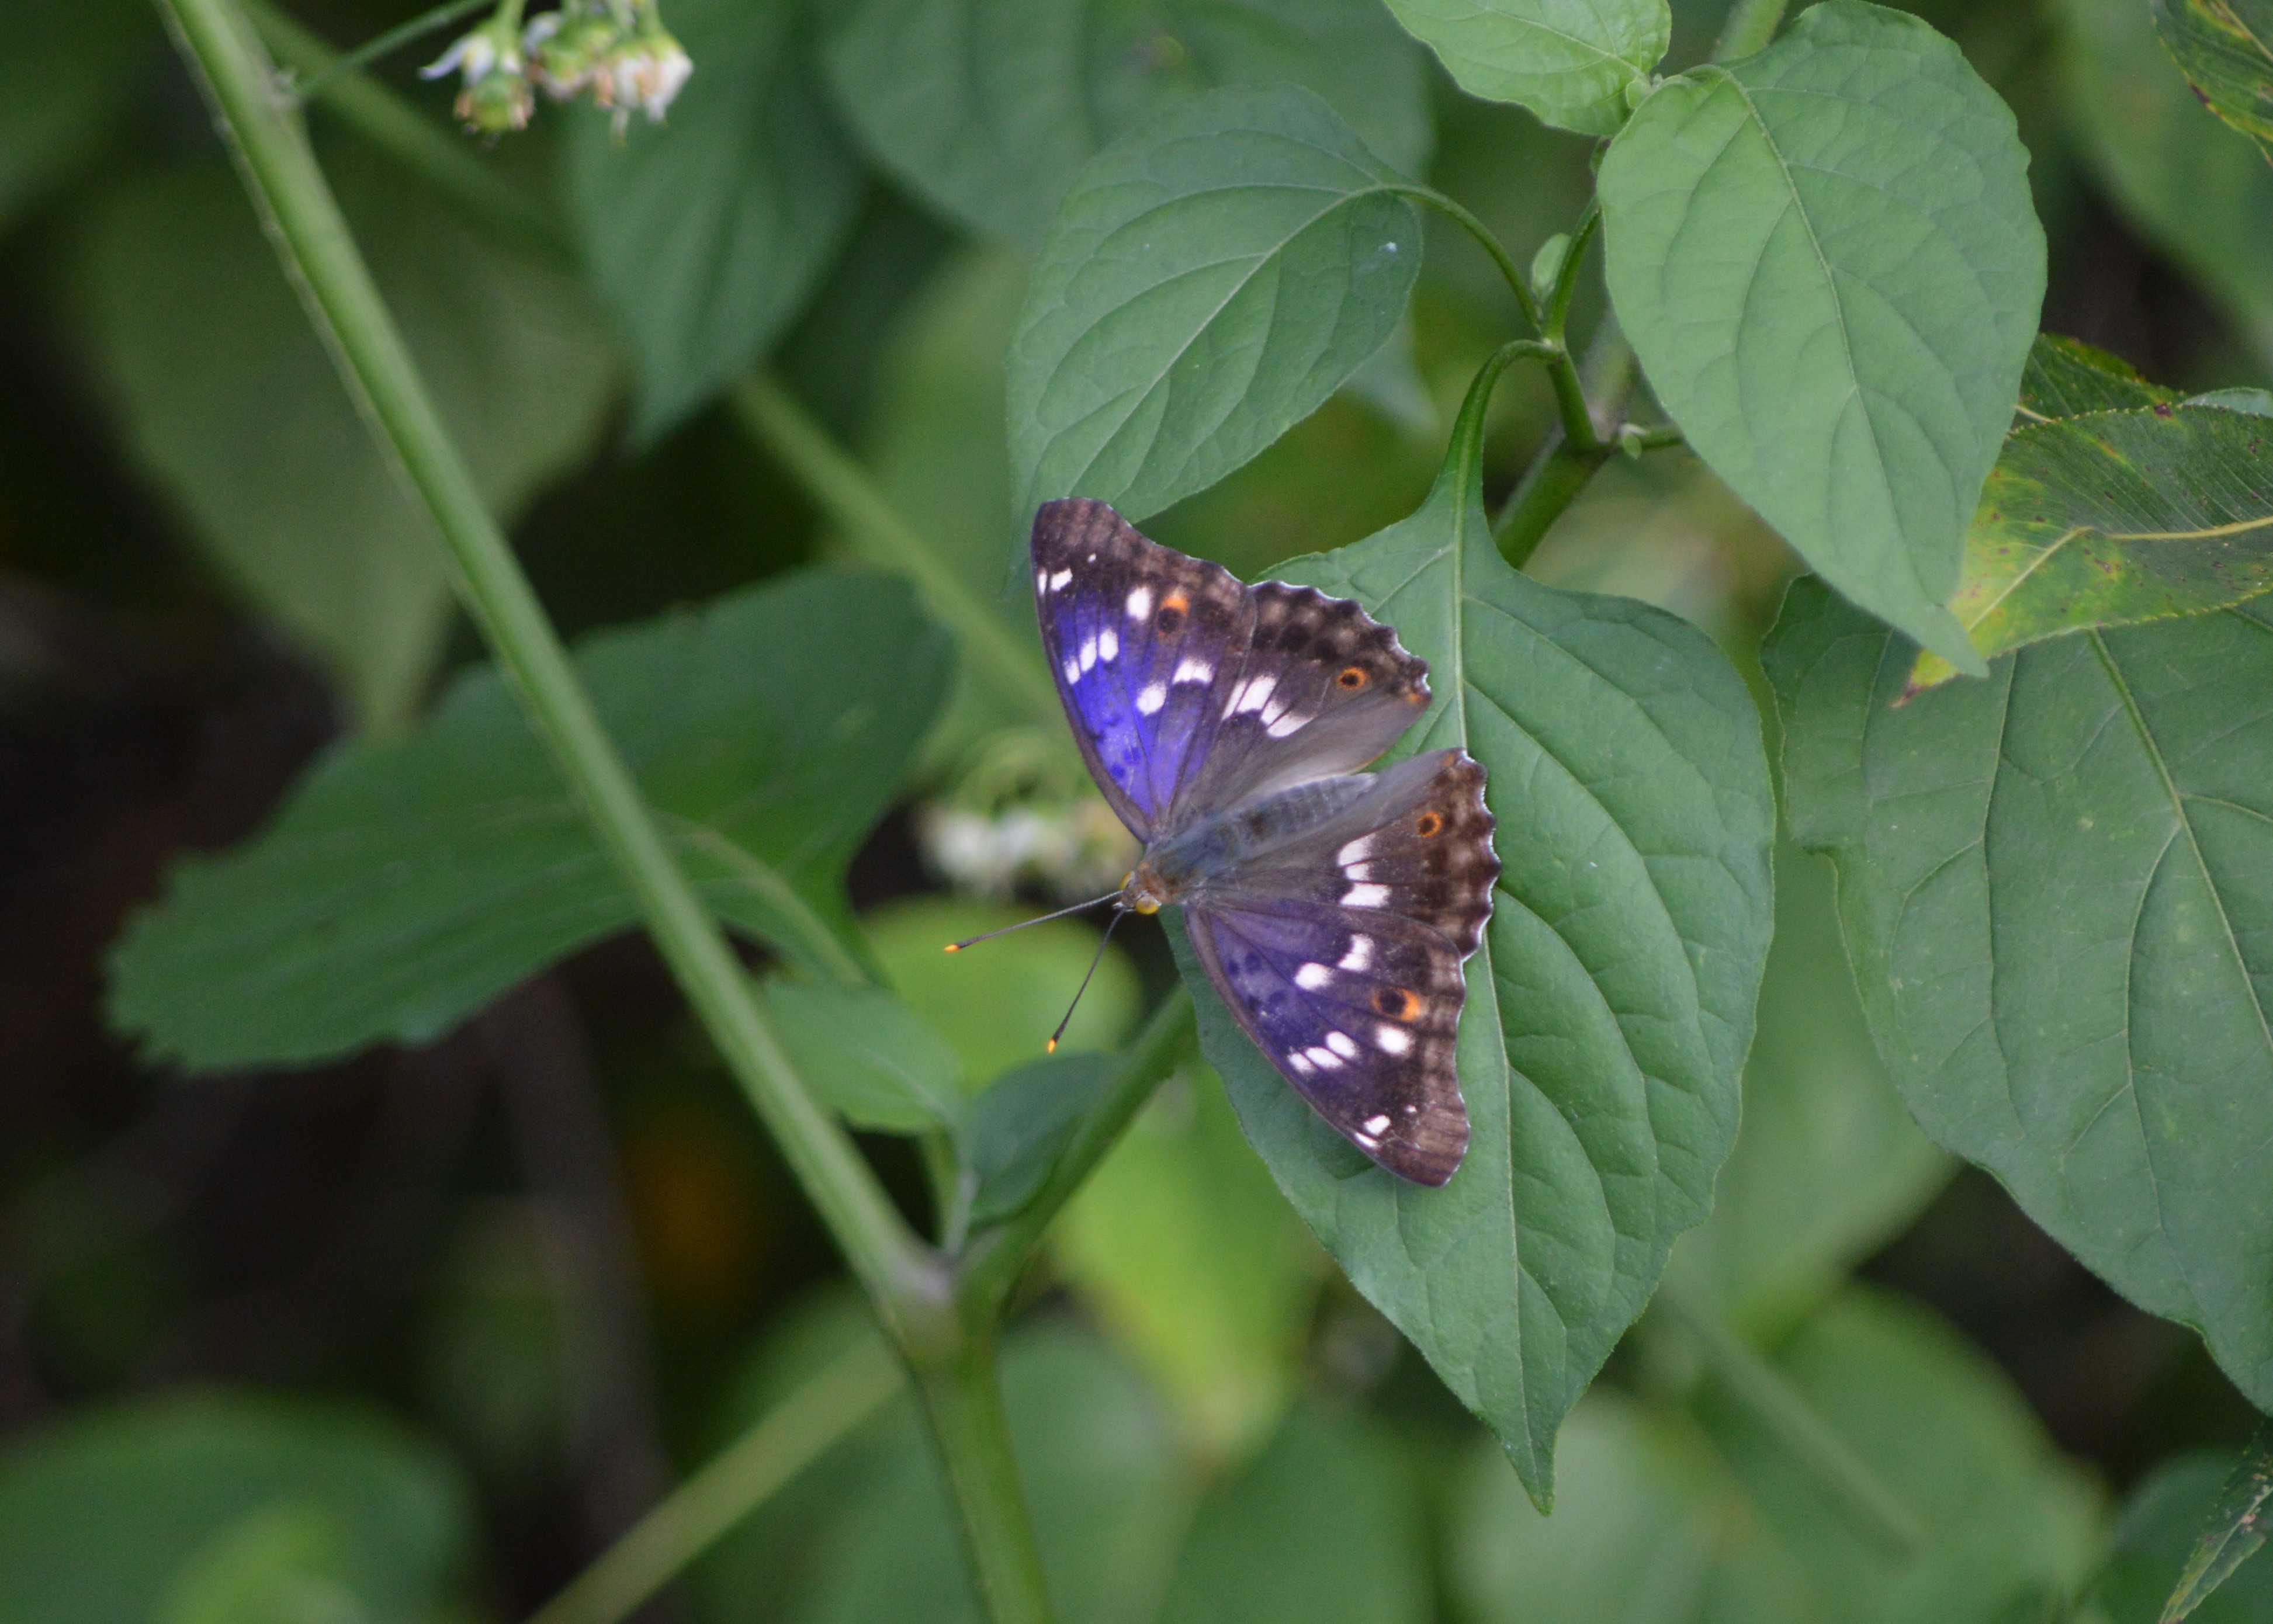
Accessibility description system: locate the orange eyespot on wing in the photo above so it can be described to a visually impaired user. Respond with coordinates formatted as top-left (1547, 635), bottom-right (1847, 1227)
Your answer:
top-left (1155, 590), bottom-right (1190, 636)
top-left (1415, 810), bottom-right (1444, 838)
top-left (1336, 665), bottom-right (1369, 690)
top-left (1373, 986), bottom-right (1420, 1021)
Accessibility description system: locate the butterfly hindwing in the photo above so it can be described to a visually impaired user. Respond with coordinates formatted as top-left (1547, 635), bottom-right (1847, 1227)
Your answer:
top-left (1031, 500), bottom-right (1430, 841)
top-left (1184, 750), bottom-right (1496, 1185)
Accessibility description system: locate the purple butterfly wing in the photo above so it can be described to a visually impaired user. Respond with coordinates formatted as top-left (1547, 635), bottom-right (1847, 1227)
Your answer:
top-left (1031, 500), bottom-right (1432, 841)
top-left (1185, 750), bottom-right (1496, 1186)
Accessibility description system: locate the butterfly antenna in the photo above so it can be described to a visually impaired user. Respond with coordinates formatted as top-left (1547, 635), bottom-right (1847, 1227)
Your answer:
top-left (943, 889), bottom-right (1122, 953)
top-left (1047, 905), bottom-right (1128, 1053)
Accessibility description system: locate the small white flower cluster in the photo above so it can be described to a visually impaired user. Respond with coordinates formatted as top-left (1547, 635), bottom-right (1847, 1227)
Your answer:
top-left (919, 798), bottom-right (1136, 902)
top-left (425, 0), bottom-right (690, 137)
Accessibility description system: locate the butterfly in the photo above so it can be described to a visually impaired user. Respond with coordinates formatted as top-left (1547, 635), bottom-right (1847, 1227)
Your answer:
top-left (1031, 498), bottom-right (1497, 1186)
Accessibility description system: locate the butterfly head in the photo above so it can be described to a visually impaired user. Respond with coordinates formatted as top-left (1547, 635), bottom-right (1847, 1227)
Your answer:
top-left (1120, 860), bottom-right (1176, 915)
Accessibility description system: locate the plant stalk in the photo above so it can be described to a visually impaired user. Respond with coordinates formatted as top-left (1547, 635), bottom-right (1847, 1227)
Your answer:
top-left (526, 1335), bottom-right (905, 1624)
top-left (1655, 1284), bottom-right (1928, 1561)
top-left (913, 1330), bottom-right (1054, 1624)
top-left (154, 0), bottom-right (935, 1334)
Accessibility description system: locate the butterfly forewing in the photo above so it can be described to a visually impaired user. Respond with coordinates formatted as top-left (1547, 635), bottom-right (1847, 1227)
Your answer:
top-left (1031, 500), bottom-right (1430, 841)
top-left (1186, 751), bottom-right (1496, 1186)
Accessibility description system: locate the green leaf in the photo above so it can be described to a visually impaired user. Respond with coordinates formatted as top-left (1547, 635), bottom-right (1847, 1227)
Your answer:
top-left (1600, 1), bottom-right (2045, 676)
top-left (2150, 0), bottom-right (2273, 164)
top-left (2059, 0), bottom-right (2273, 348)
top-left (2018, 334), bottom-right (2179, 422)
top-left (1177, 360), bottom-right (1776, 1507)
top-left (68, 155), bottom-right (615, 729)
top-left (862, 897), bottom-right (1143, 1082)
top-left (1666, 842), bottom-right (1950, 1337)
top-left (0, 1393), bottom-right (473, 1624)
top-left (1765, 576), bottom-right (2273, 1413)
top-left (1904, 402), bottom-right (2273, 696)
top-left (1694, 1287), bottom-right (2106, 1621)
top-left (2160, 1422), bottom-right (2273, 1623)
top-left (1381, 0), bottom-right (1669, 136)
top-left (1055, 1060), bottom-right (1322, 1455)
top-left (1007, 84), bottom-right (1424, 525)
top-left (160, 1505), bottom-right (363, 1624)
top-left (964, 1052), bottom-right (1120, 1228)
top-left (1155, 1406), bottom-right (1429, 1623)
top-left (765, 980), bottom-right (965, 1134)
top-left (2089, 1447), bottom-right (2273, 1624)
top-left (0, 0), bottom-right (145, 231)
top-left (109, 571), bottom-right (948, 1068)
top-left (1447, 1393), bottom-right (1815, 1623)
top-left (823, 0), bottom-right (1430, 247)
top-left (563, 0), bottom-right (863, 441)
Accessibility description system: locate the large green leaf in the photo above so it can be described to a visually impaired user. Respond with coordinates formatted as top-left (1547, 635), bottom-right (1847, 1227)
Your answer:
top-left (69, 155), bottom-right (615, 729)
top-left (1765, 576), bottom-right (2273, 1411)
top-left (1905, 402), bottom-right (2273, 695)
top-left (1154, 1406), bottom-right (1429, 1623)
top-left (1176, 361), bottom-right (1776, 1506)
top-left (0, 0), bottom-right (145, 231)
top-left (2060, 0), bottom-right (2273, 349)
top-left (2150, 0), bottom-right (2273, 164)
top-left (1382, 0), bottom-right (1669, 136)
top-left (1600, 1), bottom-right (2045, 675)
top-left (764, 980), bottom-right (965, 1134)
top-left (2017, 334), bottom-right (2179, 422)
top-left (1693, 1287), bottom-right (2105, 1622)
top-left (1665, 842), bottom-right (1949, 1337)
top-left (2091, 1451), bottom-right (2273, 1624)
top-left (1055, 1060), bottom-right (1322, 1455)
top-left (563, 0), bottom-right (862, 440)
top-left (1007, 84), bottom-right (1423, 525)
top-left (823, 0), bottom-right (1430, 247)
top-left (0, 1393), bottom-right (473, 1624)
top-left (109, 571), bottom-right (948, 1068)
top-left (1450, 1290), bottom-right (2104, 1623)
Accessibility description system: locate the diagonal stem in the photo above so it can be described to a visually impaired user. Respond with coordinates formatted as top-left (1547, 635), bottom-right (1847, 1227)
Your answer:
top-left (152, 0), bottom-right (937, 1338)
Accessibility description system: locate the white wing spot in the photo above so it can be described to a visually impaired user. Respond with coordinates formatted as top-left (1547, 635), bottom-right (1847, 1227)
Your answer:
top-left (1125, 586), bottom-right (1152, 622)
top-left (1078, 636), bottom-right (1097, 672)
top-left (1338, 936), bottom-right (1373, 972)
top-left (1229, 674), bottom-right (1276, 716)
top-left (1294, 962), bottom-right (1332, 991)
top-left (1265, 712), bottom-right (1308, 738)
top-left (1343, 883), bottom-right (1390, 908)
top-left (1048, 568), bottom-right (1072, 592)
top-left (1336, 835), bottom-right (1375, 866)
top-left (1062, 657), bottom-right (1082, 685)
top-left (1173, 657), bottom-right (1214, 685)
top-left (1353, 1130), bottom-right (1380, 1150)
top-left (1304, 1046), bottom-right (1342, 1071)
top-left (1363, 1112), bottom-right (1392, 1134)
top-left (1136, 681), bottom-right (1167, 715)
top-left (1098, 627), bottom-right (1118, 663)
top-left (1325, 1030), bottom-right (1360, 1060)
top-left (1287, 1052), bottom-right (1314, 1075)
top-left (1376, 1025), bottom-right (1411, 1056)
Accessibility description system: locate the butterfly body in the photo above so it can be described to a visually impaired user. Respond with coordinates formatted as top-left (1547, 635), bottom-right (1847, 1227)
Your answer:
top-left (1032, 499), bottom-right (1499, 1186)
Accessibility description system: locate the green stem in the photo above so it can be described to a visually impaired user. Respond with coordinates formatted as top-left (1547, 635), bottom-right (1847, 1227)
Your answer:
top-left (1492, 436), bottom-right (1605, 570)
top-left (525, 1336), bottom-right (904, 1624)
top-left (1394, 186), bottom-right (1544, 335)
top-left (155, 0), bottom-right (935, 1334)
top-left (914, 1330), bottom-right (1052, 1624)
top-left (245, 0), bottom-right (567, 262)
top-left (1543, 202), bottom-right (1599, 346)
top-left (1655, 1284), bottom-right (1927, 1561)
top-left (1713, 0), bottom-right (1792, 60)
top-left (280, 0), bottom-right (491, 103)
top-left (729, 373), bottom-right (1063, 731)
top-left (958, 991), bottom-right (1197, 1316)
